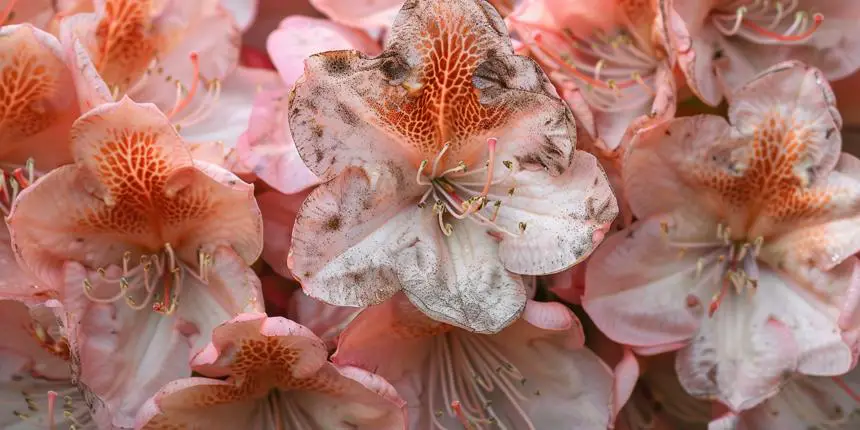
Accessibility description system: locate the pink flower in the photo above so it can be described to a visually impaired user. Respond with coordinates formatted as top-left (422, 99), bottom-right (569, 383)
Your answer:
top-left (135, 313), bottom-right (407, 429)
top-left (233, 15), bottom-right (374, 194)
top-left (289, 289), bottom-right (359, 350)
top-left (507, 0), bottom-right (678, 150)
top-left (56, 0), bottom-right (275, 152)
top-left (668, 0), bottom-right (860, 106)
top-left (287, 0), bottom-right (617, 333)
top-left (584, 61), bottom-right (860, 411)
top-left (333, 293), bottom-right (613, 429)
top-left (7, 96), bottom-right (264, 427)
top-left (709, 371), bottom-right (860, 429)
top-left (0, 299), bottom-right (93, 429)
top-left (256, 189), bottom-right (309, 279)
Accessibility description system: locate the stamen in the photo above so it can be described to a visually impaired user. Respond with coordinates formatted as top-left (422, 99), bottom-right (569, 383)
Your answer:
top-left (832, 376), bottom-right (860, 403)
top-left (744, 12), bottom-right (822, 42)
top-left (481, 138), bottom-right (497, 197)
top-left (47, 391), bottom-right (57, 430)
top-left (431, 143), bottom-right (451, 177)
top-left (708, 277), bottom-right (731, 317)
top-left (727, 6), bottom-right (748, 35)
top-left (167, 52), bottom-right (201, 119)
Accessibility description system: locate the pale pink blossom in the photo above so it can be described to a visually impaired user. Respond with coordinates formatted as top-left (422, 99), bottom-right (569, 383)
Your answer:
top-left (709, 370), bottom-right (860, 429)
top-left (7, 96), bottom-right (265, 427)
top-left (584, 61), bottom-right (860, 411)
top-left (0, 299), bottom-right (93, 429)
top-left (135, 313), bottom-right (407, 429)
top-left (333, 293), bottom-right (613, 429)
top-left (667, 0), bottom-right (860, 106)
top-left (287, 0), bottom-right (616, 333)
top-left (55, 0), bottom-right (276, 152)
top-left (507, 0), bottom-right (678, 150)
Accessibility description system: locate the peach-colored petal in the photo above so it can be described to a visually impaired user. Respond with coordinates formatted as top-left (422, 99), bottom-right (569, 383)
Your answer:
top-left (138, 314), bottom-right (406, 429)
top-left (0, 24), bottom-right (78, 169)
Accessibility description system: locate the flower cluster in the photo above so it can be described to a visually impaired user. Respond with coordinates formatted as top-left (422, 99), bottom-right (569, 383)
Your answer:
top-left (1, 0), bottom-right (860, 429)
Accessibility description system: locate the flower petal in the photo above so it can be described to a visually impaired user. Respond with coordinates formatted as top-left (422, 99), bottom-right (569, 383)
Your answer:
top-left (404, 220), bottom-right (528, 333)
top-left (288, 165), bottom-right (424, 307)
top-left (308, 0), bottom-right (402, 30)
top-left (164, 160), bottom-right (263, 265)
top-left (267, 15), bottom-right (381, 87)
top-left (0, 24), bottom-right (78, 168)
top-left (763, 153), bottom-right (860, 273)
top-left (495, 150), bottom-right (617, 275)
top-left (728, 61), bottom-right (841, 177)
top-left (231, 87), bottom-right (320, 194)
top-left (288, 0), bottom-right (521, 180)
top-left (256, 189), bottom-right (307, 279)
top-left (220, 0), bottom-right (257, 31)
top-left (676, 263), bottom-right (854, 411)
top-left (732, 372), bottom-right (860, 430)
top-left (583, 217), bottom-right (714, 348)
top-left (624, 115), bottom-right (733, 220)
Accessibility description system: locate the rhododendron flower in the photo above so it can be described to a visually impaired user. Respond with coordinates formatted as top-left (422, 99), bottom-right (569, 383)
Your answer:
top-left (333, 293), bottom-right (613, 429)
top-left (256, 189), bottom-right (307, 279)
top-left (289, 288), bottom-right (359, 349)
top-left (56, 0), bottom-right (273, 151)
top-left (287, 0), bottom-right (617, 333)
top-left (508, 0), bottom-right (677, 150)
top-left (668, 0), bottom-right (860, 106)
top-left (234, 15), bottom-right (380, 193)
top-left (584, 61), bottom-right (860, 411)
top-left (136, 313), bottom-right (407, 429)
top-left (0, 299), bottom-right (93, 429)
top-left (7, 97), bottom-right (264, 427)
top-left (709, 371), bottom-right (860, 429)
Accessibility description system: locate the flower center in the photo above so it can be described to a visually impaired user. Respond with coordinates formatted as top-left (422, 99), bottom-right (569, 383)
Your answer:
top-left (427, 331), bottom-right (538, 430)
top-left (660, 221), bottom-right (764, 317)
top-left (0, 158), bottom-right (36, 216)
top-left (712, 0), bottom-right (823, 44)
top-left (415, 138), bottom-right (525, 238)
top-left (81, 244), bottom-right (212, 315)
top-left (509, 17), bottom-right (658, 111)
